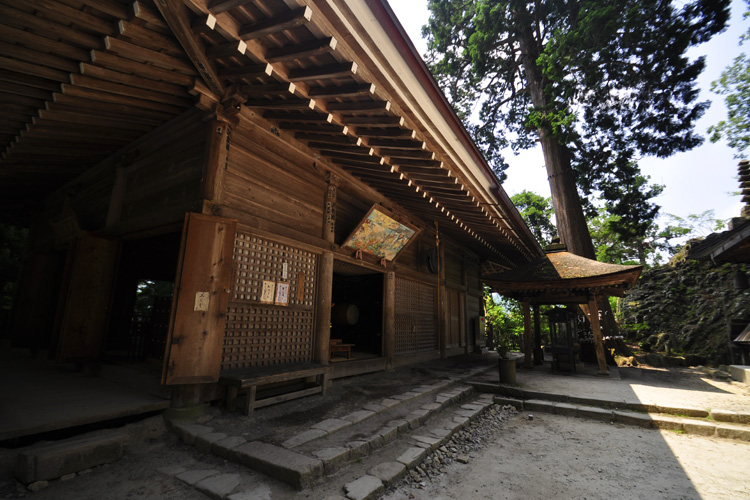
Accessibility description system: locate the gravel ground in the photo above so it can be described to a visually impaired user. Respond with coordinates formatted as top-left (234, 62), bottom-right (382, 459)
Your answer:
top-left (383, 403), bottom-right (750, 500)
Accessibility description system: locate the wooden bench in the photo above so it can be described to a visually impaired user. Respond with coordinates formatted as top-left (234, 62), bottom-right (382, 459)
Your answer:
top-left (329, 338), bottom-right (355, 359)
top-left (219, 363), bottom-right (332, 415)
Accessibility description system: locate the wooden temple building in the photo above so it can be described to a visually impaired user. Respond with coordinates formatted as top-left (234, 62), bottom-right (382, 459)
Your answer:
top-left (0, 0), bottom-right (643, 426)
top-left (0, 0), bottom-right (547, 417)
top-left (484, 246), bottom-right (642, 375)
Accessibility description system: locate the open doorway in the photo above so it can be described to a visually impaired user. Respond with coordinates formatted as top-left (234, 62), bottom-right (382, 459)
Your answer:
top-left (331, 261), bottom-right (384, 362)
top-left (105, 232), bottom-right (180, 364)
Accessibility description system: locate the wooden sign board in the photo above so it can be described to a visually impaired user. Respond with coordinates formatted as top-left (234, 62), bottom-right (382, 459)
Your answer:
top-left (342, 205), bottom-right (420, 261)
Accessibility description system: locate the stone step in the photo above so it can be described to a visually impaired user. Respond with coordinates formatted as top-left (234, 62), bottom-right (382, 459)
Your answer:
top-left (494, 396), bottom-right (750, 442)
top-left (14, 432), bottom-right (127, 484)
top-left (475, 381), bottom-right (750, 423)
top-left (163, 391), bottom-right (500, 500)
top-left (169, 381), bottom-right (480, 489)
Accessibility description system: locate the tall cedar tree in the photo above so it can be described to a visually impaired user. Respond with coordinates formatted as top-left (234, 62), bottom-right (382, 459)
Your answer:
top-left (424, 0), bottom-right (730, 258)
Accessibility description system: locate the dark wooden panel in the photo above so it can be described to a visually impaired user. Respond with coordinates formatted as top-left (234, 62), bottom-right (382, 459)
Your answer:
top-left (162, 213), bottom-right (237, 385)
top-left (57, 233), bottom-right (120, 362)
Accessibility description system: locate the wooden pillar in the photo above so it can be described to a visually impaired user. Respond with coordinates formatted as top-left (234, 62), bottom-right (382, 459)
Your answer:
top-left (314, 251), bottom-right (334, 365)
top-left (438, 241), bottom-right (447, 358)
top-left (202, 119), bottom-right (232, 206)
top-left (588, 295), bottom-right (609, 375)
top-left (533, 305), bottom-right (543, 365)
top-left (523, 301), bottom-right (533, 368)
top-left (323, 172), bottom-right (339, 243)
top-left (383, 271), bottom-right (395, 369)
top-left (313, 173), bottom-right (338, 366)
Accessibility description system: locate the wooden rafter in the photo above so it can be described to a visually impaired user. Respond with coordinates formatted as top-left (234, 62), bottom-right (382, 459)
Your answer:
top-left (217, 63), bottom-right (273, 79)
top-left (308, 83), bottom-right (375, 98)
top-left (341, 115), bottom-right (404, 127)
top-left (153, 0), bottom-right (225, 95)
top-left (208, 0), bottom-right (251, 15)
top-left (365, 138), bottom-right (425, 150)
top-left (245, 98), bottom-right (315, 109)
top-left (288, 62), bottom-right (358, 82)
top-left (239, 6), bottom-right (313, 40)
top-left (266, 37), bottom-right (338, 63)
top-left (264, 111), bottom-right (332, 122)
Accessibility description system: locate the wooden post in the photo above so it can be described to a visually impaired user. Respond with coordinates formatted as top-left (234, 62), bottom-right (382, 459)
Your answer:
top-left (313, 172), bottom-right (338, 366)
top-left (383, 271), bottom-right (395, 369)
top-left (588, 295), bottom-right (609, 375)
top-left (314, 251), bottom-right (334, 365)
top-left (202, 119), bottom-right (232, 205)
top-left (323, 172), bottom-right (339, 243)
top-left (438, 241), bottom-right (447, 358)
top-left (523, 301), bottom-right (533, 368)
top-left (533, 304), bottom-right (543, 365)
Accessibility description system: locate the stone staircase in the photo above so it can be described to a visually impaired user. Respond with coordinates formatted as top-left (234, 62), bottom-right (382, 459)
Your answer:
top-left (164, 378), bottom-right (500, 499)
top-left (484, 383), bottom-right (750, 442)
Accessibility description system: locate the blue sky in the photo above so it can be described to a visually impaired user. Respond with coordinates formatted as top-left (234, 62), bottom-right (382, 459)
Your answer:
top-left (389, 0), bottom-right (749, 230)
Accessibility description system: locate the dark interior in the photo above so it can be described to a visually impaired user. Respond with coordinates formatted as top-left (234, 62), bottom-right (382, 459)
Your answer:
top-left (330, 272), bottom-right (384, 358)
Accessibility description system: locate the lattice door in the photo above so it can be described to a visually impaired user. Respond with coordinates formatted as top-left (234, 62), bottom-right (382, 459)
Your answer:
top-left (222, 232), bottom-right (318, 369)
top-left (394, 277), bottom-right (437, 355)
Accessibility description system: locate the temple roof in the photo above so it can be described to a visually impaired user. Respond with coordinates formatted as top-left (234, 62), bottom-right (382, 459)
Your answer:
top-left (483, 251), bottom-right (642, 303)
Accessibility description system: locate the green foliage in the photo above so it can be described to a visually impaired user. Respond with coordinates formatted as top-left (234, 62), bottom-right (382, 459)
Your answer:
top-left (665, 210), bottom-right (728, 237)
top-left (588, 199), bottom-right (692, 266)
top-left (510, 190), bottom-right (558, 246)
top-left (709, 0), bottom-right (750, 158)
top-left (425, 0), bottom-right (729, 245)
top-left (484, 288), bottom-right (523, 358)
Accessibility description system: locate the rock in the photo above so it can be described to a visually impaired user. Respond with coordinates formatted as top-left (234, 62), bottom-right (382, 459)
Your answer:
top-left (27, 481), bottom-right (49, 492)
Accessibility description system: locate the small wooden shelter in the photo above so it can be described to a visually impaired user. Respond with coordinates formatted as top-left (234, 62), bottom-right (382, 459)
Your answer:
top-left (1, 0), bottom-right (546, 416)
top-left (484, 247), bottom-right (642, 375)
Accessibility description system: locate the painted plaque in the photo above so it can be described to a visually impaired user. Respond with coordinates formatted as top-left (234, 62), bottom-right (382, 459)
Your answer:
top-left (260, 280), bottom-right (275, 304)
top-left (275, 282), bottom-right (290, 306)
top-left (343, 206), bottom-right (419, 261)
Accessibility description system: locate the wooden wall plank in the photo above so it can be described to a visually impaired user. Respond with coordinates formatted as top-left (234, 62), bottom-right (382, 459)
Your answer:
top-left (162, 213), bottom-right (237, 385)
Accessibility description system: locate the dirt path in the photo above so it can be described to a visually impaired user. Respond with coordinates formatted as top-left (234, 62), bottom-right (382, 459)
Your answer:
top-left (383, 411), bottom-right (750, 500)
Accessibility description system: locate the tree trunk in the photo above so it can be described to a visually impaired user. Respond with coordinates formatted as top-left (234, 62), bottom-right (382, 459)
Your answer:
top-left (517, 16), bottom-right (620, 344)
top-left (517, 19), bottom-right (595, 259)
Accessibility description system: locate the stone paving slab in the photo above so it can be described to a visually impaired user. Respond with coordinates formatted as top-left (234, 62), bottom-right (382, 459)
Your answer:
top-left (343, 475), bottom-right (384, 500)
top-left (195, 432), bottom-right (228, 453)
top-left (368, 461), bottom-right (406, 483)
top-left (176, 469), bottom-right (219, 486)
top-left (170, 423), bottom-right (213, 445)
top-left (233, 441), bottom-right (323, 489)
top-left (312, 418), bottom-right (352, 434)
top-left (342, 410), bottom-right (376, 423)
top-left (281, 429), bottom-right (327, 449)
top-left (195, 473), bottom-right (241, 499)
top-left (396, 446), bottom-right (427, 467)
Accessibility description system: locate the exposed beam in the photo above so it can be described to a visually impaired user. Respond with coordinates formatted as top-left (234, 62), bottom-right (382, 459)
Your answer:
top-left (288, 62), bottom-right (358, 82)
top-left (326, 99), bottom-right (390, 112)
top-left (294, 133), bottom-right (361, 146)
top-left (153, 0), bottom-right (224, 95)
top-left (208, 0), bottom-right (251, 15)
top-left (264, 110), bottom-right (332, 122)
top-left (340, 115), bottom-right (404, 127)
top-left (266, 37), bottom-right (338, 63)
top-left (240, 82), bottom-right (296, 97)
top-left (374, 148), bottom-right (435, 159)
top-left (354, 128), bottom-right (415, 138)
top-left (365, 138), bottom-right (426, 150)
top-left (239, 6), bottom-right (313, 40)
top-left (206, 40), bottom-right (247, 60)
top-left (245, 98), bottom-right (315, 110)
top-left (217, 63), bottom-right (273, 79)
top-left (277, 122), bottom-right (347, 134)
